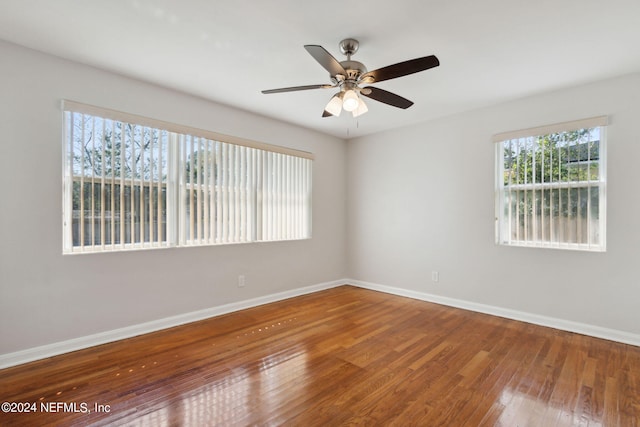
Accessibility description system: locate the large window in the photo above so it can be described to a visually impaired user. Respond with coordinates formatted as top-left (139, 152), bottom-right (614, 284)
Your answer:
top-left (62, 101), bottom-right (312, 254)
top-left (494, 116), bottom-right (607, 251)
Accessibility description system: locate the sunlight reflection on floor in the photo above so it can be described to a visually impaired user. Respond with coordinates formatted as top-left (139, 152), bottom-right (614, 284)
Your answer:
top-left (495, 388), bottom-right (604, 427)
top-left (125, 344), bottom-right (309, 426)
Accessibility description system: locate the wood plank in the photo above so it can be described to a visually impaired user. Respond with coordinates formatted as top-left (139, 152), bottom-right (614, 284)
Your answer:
top-left (1, 285), bottom-right (639, 426)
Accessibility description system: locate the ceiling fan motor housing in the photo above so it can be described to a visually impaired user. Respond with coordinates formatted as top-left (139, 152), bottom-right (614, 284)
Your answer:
top-left (339, 60), bottom-right (367, 81)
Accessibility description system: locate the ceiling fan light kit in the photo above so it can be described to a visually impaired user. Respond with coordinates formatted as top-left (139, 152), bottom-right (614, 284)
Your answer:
top-left (262, 38), bottom-right (439, 119)
top-left (342, 89), bottom-right (359, 112)
top-left (325, 92), bottom-right (344, 116)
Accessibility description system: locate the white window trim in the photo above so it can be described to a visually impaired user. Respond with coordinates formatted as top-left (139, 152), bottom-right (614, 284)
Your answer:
top-left (492, 116), bottom-right (608, 143)
top-left (494, 117), bottom-right (607, 252)
top-left (62, 100), bottom-right (314, 160)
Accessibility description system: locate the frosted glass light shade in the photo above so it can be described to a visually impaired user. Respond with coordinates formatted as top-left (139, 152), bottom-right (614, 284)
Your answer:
top-left (324, 94), bottom-right (343, 116)
top-left (352, 98), bottom-right (368, 117)
top-left (342, 90), bottom-right (359, 112)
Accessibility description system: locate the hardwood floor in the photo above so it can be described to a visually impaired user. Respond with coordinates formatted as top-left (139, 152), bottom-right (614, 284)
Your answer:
top-left (1, 285), bottom-right (639, 426)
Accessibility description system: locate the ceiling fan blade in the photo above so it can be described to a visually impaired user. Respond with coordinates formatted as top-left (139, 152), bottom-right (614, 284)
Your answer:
top-left (360, 55), bottom-right (439, 84)
top-left (360, 86), bottom-right (414, 109)
top-left (262, 84), bottom-right (333, 94)
top-left (322, 110), bottom-right (333, 117)
top-left (304, 45), bottom-right (347, 77)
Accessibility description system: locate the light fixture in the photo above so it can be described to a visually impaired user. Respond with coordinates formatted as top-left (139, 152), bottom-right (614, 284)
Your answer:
top-left (323, 89), bottom-right (369, 118)
top-left (352, 98), bottom-right (368, 117)
top-left (324, 92), bottom-right (343, 116)
top-left (342, 89), bottom-right (359, 112)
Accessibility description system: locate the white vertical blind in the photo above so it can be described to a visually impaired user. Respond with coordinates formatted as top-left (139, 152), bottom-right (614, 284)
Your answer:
top-left (495, 119), bottom-right (606, 251)
top-left (63, 111), bottom-right (170, 253)
top-left (175, 135), bottom-right (312, 246)
top-left (63, 102), bottom-right (312, 254)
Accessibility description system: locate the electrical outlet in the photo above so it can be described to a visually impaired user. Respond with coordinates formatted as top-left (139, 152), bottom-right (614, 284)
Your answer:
top-left (238, 275), bottom-right (245, 287)
top-left (431, 271), bottom-right (439, 283)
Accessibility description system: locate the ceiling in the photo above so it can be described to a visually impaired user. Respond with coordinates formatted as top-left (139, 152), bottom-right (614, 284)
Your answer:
top-left (1, 0), bottom-right (640, 139)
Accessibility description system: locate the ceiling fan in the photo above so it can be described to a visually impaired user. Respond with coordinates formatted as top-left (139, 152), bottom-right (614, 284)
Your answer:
top-left (262, 38), bottom-right (439, 118)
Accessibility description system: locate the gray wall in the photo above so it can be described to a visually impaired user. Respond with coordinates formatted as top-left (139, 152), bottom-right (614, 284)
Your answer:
top-left (0, 41), bottom-right (348, 354)
top-left (2, 38), bottom-right (639, 360)
top-left (347, 72), bottom-right (640, 336)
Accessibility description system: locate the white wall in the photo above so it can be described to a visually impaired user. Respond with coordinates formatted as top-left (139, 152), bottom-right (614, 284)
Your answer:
top-left (347, 72), bottom-right (640, 337)
top-left (0, 40), bottom-right (348, 355)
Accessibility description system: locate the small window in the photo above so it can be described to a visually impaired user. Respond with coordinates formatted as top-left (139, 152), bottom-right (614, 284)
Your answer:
top-left (62, 101), bottom-right (312, 254)
top-left (494, 117), bottom-right (607, 251)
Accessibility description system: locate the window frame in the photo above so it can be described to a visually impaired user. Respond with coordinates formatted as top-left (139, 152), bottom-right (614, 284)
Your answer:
top-left (62, 100), bottom-right (313, 254)
top-left (494, 116), bottom-right (607, 252)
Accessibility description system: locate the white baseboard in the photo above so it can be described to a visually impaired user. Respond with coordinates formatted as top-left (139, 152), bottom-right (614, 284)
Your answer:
top-left (0, 279), bottom-right (345, 370)
top-left (347, 279), bottom-right (640, 348)
top-left (3, 278), bottom-right (638, 370)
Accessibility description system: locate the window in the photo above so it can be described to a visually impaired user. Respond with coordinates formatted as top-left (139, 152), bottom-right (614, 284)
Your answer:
top-left (494, 116), bottom-right (607, 251)
top-left (62, 101), bottom-right (312, 254)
